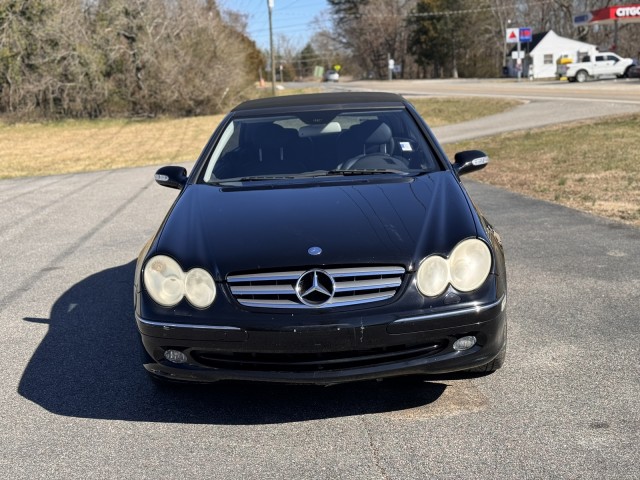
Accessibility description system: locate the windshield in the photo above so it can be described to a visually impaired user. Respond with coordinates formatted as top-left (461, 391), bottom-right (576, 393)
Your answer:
top-left (201, 108), bottom-right (441, 183)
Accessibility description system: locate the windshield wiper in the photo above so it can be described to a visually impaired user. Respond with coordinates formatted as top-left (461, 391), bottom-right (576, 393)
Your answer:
top-left (214, 175), bottom-right (297, 183)
top-left (210, 170), bottom-right (411, 184)
top-left (326, 168), bottom-right (409, 176)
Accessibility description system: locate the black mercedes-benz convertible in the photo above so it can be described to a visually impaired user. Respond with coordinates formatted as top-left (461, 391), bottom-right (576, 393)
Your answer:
top-left (134, 92), bottom-right (507, 384)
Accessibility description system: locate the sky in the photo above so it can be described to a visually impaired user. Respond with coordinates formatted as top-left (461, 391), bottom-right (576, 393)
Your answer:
top-left (218, 0), bottom-right (331, 51)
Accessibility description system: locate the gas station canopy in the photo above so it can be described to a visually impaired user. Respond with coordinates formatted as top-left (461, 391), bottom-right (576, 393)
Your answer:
top-left (574, 3), bottom-right (640, 26)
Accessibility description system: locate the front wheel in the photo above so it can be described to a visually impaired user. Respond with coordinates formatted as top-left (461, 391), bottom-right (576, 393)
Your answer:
top-left (467, 343), bottom-right (506, 373)
top-left (575, 70), bottom-right (588, 83)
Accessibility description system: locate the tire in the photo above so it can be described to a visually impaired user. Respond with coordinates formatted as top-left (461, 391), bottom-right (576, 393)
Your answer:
top-left (467, 320), bottom-right (507, 374)
top-left (575, 70), bottom-right (588, 83)
top-left (567, 77), bottom-right (576, 83)
top-left (467, 343), bottom-right (506, 373)
top-left (623, 66), bottom-right (631, 78)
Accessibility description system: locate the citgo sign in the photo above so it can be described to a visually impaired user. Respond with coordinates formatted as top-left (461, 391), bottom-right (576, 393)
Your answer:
top-left (615, 5), bottom-right (640, 17)
top-left (575, 3), bottom-right (640, 25)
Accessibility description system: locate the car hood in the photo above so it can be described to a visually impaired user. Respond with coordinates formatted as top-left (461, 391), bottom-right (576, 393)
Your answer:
top-left (155, 173), bottom-right (478, 278)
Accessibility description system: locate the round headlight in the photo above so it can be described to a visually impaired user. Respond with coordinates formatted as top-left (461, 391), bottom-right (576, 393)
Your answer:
top-left (184, 268), bottom-right (216, 308)
top-left (143, 255), bottom-right (185, 307)
top-left (449, 239), bottom-right (492, 292)
top-left (417, 255), bottom-right (449, 297)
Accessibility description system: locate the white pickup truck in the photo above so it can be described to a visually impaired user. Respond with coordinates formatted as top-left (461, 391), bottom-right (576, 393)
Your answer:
top-left (560, 52), bottom-right (635, 83)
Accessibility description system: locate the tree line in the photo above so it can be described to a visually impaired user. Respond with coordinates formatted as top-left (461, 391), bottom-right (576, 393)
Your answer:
top-left (0, 0), bottom-right (263, 119)
top-left (2, 0), bottom-right (639, 120)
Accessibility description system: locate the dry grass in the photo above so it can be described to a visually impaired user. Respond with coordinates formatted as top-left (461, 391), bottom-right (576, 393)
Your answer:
top-left (445, 114), bottom-right (640, 227)
top-left (410, 97), bottom-right (522, 127)
top-left (0, 116), bottom-right (224, 179)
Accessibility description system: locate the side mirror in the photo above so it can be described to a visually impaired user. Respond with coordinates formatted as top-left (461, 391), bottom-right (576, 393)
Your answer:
top-left (453, 150), bottom-right (489, 176)
top-left (154, 166), bottom-right (187, 189)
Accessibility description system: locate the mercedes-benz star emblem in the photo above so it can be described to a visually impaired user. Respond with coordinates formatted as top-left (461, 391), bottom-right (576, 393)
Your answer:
top-left (295, 269), bottom-right (335, 307)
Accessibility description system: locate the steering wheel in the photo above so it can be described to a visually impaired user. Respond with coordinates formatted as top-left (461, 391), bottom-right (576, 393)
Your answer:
top-left (341, 153), bottom-right (408, 171)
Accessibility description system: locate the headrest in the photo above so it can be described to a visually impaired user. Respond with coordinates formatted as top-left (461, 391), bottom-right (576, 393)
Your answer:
top-left (364, 122), bottom-right (392, 145)
top-left (348, 120), bottom-right (392, 145)
top-left (247, 123), bottom-right (287, 149)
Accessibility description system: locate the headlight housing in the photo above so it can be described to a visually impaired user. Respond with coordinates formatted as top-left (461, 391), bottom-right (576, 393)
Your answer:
top-left (184, 268), bottom-right (217, 308)
top-left (417, 239), bottom-right (492, 297)
top-left (143, 255), bottom-right (216, 308)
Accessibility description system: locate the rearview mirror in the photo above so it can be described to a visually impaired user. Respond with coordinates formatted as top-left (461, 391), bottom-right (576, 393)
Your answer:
top-left (453, 150), bottom-right (489, 176)
top-left (154, 166), bottom-right (188, 189)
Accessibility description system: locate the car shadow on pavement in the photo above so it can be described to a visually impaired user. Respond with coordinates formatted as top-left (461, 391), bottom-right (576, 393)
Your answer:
top-left (18, 261), bottom-right (450, 425)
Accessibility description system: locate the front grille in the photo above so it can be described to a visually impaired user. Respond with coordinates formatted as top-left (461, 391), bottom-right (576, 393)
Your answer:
top-left (192, 342), bottom-right (444, 372)
top-left (227, 266), bottom-right (405, 309)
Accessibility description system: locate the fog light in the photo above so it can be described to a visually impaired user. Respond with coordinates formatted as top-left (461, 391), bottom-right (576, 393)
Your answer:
top-left (164, 349), bottom-right (188, 364)
top-left (453, 336), bottom-right (477, 351)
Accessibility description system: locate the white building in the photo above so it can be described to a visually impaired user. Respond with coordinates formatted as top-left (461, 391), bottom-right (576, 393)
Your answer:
top-left (507, 30), bottom-right (597, 79)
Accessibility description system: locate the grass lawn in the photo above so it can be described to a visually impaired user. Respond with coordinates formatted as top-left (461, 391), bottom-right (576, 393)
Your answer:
top-left (445, 114), bottom-right (640, 227)
top-left (0, 115), bottom-right (225, 179)
top-left (408, 97), bottom-right (521, 127)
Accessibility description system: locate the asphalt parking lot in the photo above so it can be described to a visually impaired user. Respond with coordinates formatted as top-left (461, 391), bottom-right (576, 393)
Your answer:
top-left (1, 80), bottom-right (639, 479)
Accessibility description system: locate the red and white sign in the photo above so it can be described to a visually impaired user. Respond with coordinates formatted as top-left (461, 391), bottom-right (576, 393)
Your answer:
top-left (575, 3), bottom-right (640, 25)
top-left (506, 28), bottom-right (519, 43)
top-left (615, 5), bottom-right (640, 17)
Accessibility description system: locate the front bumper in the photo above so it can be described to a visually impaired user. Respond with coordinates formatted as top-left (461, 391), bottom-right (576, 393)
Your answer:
top-left (136, 295), bottom-right (507, 384)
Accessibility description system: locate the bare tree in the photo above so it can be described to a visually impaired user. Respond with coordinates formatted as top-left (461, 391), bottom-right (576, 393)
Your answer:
top-left (328, 0), bottom-right (417, 79)
top-left (0, 0), bottom-right (263, 119)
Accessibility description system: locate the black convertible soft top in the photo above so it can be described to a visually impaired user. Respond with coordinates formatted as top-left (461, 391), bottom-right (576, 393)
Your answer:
top-left (232, 91), bottom-right (406, 112)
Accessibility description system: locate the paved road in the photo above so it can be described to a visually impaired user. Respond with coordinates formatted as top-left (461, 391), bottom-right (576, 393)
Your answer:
top-left (1, 82), bottom-right (639, 478)
top-left (345, 77), bottom-right (640, 103)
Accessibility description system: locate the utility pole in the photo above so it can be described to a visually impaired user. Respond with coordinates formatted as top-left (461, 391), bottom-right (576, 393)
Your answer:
top-left (268, 0), bottom-right (276, 95)
top-left (516, 38), bottom-right (521, 82)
